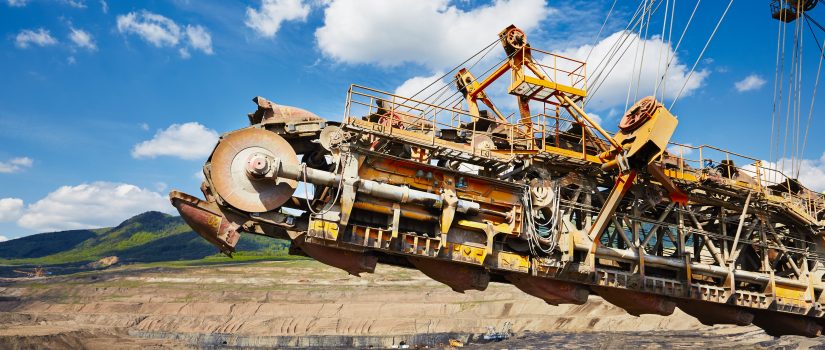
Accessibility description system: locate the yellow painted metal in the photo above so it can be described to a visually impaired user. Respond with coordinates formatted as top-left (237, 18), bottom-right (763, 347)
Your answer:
top-left (469, 61), bottom-right (511, 100)
top-left (309, 219), bottom-right (339, 241)
top-left (559, 95), bottom-right (622, 151)
top-left (450, 242), bottom-right (487, 265)
top-left (538, 144), bottom-right (605, 163)
top-left (509, 75), bottom-right (586, 99)
top-left (589, 170), bottom-right (638, 244)
top-left (497, 251), bottom-right (530, 273)
top-left (775, 284), bottom-right (810, 308)
top-left (613, 105), bottom-right (678, 161)
top-left (456, 219), bottom-right (513, 235)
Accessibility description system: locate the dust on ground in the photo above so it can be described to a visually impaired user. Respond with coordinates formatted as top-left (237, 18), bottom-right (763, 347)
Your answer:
top-left (1, 260), bottom-right (823, 349)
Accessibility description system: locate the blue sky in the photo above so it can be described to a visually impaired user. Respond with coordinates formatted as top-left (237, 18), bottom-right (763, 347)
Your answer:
top-left (1, 0), bottom-right (824, 240)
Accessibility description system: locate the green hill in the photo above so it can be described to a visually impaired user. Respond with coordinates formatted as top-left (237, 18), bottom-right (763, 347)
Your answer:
top-left (0, 211), bottom-right (290, 266)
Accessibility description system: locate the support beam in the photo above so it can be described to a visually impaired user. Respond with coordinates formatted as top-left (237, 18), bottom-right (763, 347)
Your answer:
top-left (728, 192), bottom-right (752, 266)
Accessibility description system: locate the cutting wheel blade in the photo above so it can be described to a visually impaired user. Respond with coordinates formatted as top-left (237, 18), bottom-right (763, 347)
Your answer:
top-left (209, 127), bottom-right (298, 212)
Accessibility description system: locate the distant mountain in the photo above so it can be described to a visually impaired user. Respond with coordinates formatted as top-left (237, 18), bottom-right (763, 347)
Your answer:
top-left (0, 211), bottom-right (289, 265)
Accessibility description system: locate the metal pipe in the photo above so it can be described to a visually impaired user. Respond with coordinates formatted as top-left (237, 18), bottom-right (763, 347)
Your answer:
top-left (252, 155), bottom-right (481, 215)
top-left (353, 201), bottom-right (438, 222)
top-left (558, 94), bottom-right (622, 150)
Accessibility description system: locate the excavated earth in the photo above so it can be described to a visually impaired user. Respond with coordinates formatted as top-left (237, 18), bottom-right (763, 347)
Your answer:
top-left (1, 259), bottom-right (824, 349)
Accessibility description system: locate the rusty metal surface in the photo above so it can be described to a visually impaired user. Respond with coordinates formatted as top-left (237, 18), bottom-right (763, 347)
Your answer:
top-left (408, 257), bottom-right (489, 293)
top-left (169, 190), bottom-right (239, 254)
top-left (294, 240), bottom-right (377, 276)
top-left (249, 96), bottom-right (323, 125)
top-left (591, 287), bottom-right (675, 317)
top-left (506, 274), bottom-right (588, 305)
top-left (675, 300), bottom-right (754, 326)
top-left (210, 128), bottom-right (298, 212)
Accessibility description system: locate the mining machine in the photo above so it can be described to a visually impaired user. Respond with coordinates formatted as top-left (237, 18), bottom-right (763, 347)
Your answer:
top-left (170, 24), bottom-right (825, 337)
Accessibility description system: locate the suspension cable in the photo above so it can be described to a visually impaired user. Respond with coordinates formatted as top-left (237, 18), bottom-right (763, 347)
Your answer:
top-left (587, 1), bottom-right (649, 95)
top-left (670, 0), bottom-right (734, 109)
top-left (771, 0), bottom-right (787, 168)
top-left (588, 0), bottom-right (664, 103)
top-left (655, 0), bottom-right (702, 96)
top-left (662, 0), bottom-right (676, 101)
top-left (625, 0), bottom-right (650, 111)
top-left (634, 0), bottom-right (655, 102)
top-left (586, 0), bottom-right (619, 64)
top-left (405, 38), bottom-right (500, 105)
top-left (654, 0), bottom-right (671, 99)
top-left (800, 13), bottom-right (825, 172)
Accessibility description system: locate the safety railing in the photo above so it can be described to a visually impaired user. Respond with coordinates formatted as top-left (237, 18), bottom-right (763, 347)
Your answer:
top-left (345, 84), bottom-right (547, 157)
top-left (345, 85), bottom-right (823, 221)
top-left (539, 105), bottom-right (612, 157)
top-left (523, 48), bottom-right (588, 93)
top-left (662, 142), bottom-right (825, 219)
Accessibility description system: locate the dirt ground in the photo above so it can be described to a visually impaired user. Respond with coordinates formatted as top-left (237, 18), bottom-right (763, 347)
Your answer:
top-left (0, 260), bottom-right (823, 349)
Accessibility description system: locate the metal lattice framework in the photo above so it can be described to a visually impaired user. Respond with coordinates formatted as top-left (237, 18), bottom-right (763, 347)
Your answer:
top-left (171, 25), bottom-right (825, 337)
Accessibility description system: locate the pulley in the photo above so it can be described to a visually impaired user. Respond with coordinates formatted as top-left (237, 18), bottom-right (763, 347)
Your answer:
top-left (619, 96), bottom-right (659, 132)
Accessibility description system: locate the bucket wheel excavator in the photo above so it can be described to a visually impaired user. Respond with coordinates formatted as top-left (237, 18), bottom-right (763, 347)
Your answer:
top-left (170, 25), bottom-right (825, 337)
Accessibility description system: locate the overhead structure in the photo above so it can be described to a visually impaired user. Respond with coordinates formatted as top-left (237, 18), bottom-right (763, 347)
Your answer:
top-left (772, 0), bottom-right (820, 22)
top-left (171, 24), bottom-right (825, 337)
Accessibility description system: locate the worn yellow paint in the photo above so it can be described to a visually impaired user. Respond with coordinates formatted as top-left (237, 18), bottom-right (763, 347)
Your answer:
top-left (309, 219), bottom-right (339, 241)
top-left (451, 243), bottom-right (487, 264)
top-left (775, 284), bottom-right (809, 307)
top-left (497, 251), bottom-right (530, 273)
top-left (456, 219), bottom-right (512, 234)
top-left (509, 75), bottom-right (587, 98)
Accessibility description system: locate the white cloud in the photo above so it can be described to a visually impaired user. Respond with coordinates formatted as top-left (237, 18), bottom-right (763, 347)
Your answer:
top-left (132, 122), bottom-right (219, 160)
top-left (185, 25), bottom-right (213, 55)
top-left (117, 11), bottom-right (214, 57)
top-left (67, 56), bottom-right (77, 64)
top-left (586, 112), bottom-right (602, 126)
top-left (315, 0), bottom-right (551, 68)
top-left (6, 0), bottom-right (28, 7)
top-left (394, 71), bottom-right (448, 100)
top-left (740, 154), bottom-right (825, 193)
top-left (154, 182), bottom-right (168, 192)
top-left (245, 0), bottom-right (310, 38)
top-left (117, 11), bottom-right (182, 47)
top-left (100, 0), bottom-right (107, 13)
top-left (139, 122), bottom-right (150, 131)
top-left (667, 143), bottom-right (694, 156)
top-left (0, 157), bottom-right (33, 173)
top-left (69, 27), bottom-right (96, 50)
top-left (62, 0), bottom-right (85, 8)
top-left (16, 182), bottom-right (175, 232)
top-left (15, 28), bottom-right (57, 49)
top-left (735, 74), bottom-right (766, 92)
top-left (558, 31), bottom-right (709, 111)
top-left (0, 235), bottom-right (7, 242)
top-left (0, 198), bottom-right (24, 222)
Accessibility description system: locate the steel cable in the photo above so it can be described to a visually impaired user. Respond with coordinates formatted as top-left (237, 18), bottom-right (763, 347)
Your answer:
top-left (670, 0), bottom-right (734, 109)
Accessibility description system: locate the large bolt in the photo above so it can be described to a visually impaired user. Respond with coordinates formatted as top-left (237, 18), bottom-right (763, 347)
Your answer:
top-left (246, 153), bottom-right (271, 178)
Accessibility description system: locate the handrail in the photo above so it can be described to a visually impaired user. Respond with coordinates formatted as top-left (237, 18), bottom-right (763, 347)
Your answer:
top-left (346, 84), bottom-right (823, 218)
